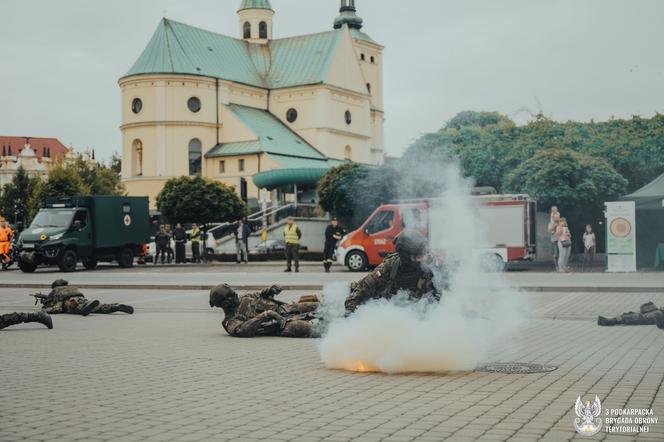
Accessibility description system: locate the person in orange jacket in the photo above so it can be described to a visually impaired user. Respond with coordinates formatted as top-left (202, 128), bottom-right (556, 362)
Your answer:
top-left (0, 220), bottom-right (13, 264)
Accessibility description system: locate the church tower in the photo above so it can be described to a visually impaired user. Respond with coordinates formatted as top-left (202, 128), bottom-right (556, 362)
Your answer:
top-left (238, 0), bottom-right (274, 44)
top-left (333, 0), bottom-right (363, 30)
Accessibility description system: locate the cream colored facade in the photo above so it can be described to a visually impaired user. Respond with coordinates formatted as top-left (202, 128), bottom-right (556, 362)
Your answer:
top-left (120, 1), bottom-right (384, 207)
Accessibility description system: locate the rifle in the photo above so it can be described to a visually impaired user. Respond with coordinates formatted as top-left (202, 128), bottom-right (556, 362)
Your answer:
top-left (29, 292), bottom-right (49, 306)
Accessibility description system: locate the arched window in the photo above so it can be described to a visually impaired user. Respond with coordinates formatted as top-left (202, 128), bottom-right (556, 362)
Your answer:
top-left (344, 146), bottom-right (353, 160)
top-left (189, 139), bottom-right (202, 176)
top-left (132, 139), bottom-right (143, 176)
top-left (366, 83), bottom-right (371, 93)
top-left (259, 21), bottom-right (268, 39)
top-left (360, 53), bottom-right (365, 61)
top-left (243, 21), bottom-right (251, 39)
top-left (370, 56), bottom-right (375, 64)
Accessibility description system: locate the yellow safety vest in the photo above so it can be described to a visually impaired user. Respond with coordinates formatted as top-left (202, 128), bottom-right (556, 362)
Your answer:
top-left (191, 228), bottom-right (201, 244)
top-left (284, 224), bottom-right (300, 244)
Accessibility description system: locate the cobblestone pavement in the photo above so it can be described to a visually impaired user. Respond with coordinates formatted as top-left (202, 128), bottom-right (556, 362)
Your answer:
top-left (1, 288), bottom-right (663, 442)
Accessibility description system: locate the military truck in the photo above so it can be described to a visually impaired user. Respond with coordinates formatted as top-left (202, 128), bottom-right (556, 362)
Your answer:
top-left (17, 196), bottom-right (151, 273)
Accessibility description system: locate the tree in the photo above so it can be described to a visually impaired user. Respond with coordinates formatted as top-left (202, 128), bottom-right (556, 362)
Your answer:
top-left (72, 157), bottom-right (124, 196)
top-left (0, 167), bottom-right (42, 225)
top-left (40, 162), bottom-right (90, 203)
top-left (318, 163), bottom-right (397, 228)
top-left (156, 176), bottom-right (248, 224)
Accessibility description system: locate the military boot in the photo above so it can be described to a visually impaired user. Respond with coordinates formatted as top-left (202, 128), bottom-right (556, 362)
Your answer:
top-left (80, 300), bottom-right (100, 317)
top-left (655, 311), bottom-right (664, 330)
top-left (597, 316), bottom-right (621, 326)
top-left (28, 310), bottom-right (53, 329)
top-left (116, 304), bottom-right (134, 314)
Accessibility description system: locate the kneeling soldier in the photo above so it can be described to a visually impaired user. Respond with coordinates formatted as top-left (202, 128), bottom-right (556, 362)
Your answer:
top-left (209, 284), bottom-right (320, 338)
top-left (34, 279), bottom-right (134, 316)
top-left (598, 302), bottom-right (664, 329)
top-left (0, 310), bottom-right (53, 330)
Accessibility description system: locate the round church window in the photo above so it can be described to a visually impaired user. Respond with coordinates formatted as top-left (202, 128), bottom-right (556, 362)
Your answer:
top-left (187, 97), bottom-right (202, 113)
top-left (131, 98), bottom-right (143, 114)
top-left (345, 110), bottom-right (352, 125)
top-left (287, 108), bottom-right (298, 123)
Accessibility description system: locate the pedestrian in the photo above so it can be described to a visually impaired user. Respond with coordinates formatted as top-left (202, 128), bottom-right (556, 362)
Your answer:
top-left (547, 207), bottom-right (560, 272)
top-left (164, 224), bottom-right (174, 263)
top-left (173, 223), bottom-right (187, 264)
top-left (284, 216), bottom-right (302, 273)
top-left (323, 217), bottom-right (344, 273)
top-left (154, 225), bottom-right (169, 265)
top-left (0, 220), bottom-right (13, 265)
top-left (191, 223), bottom-right (201, 263)
top-left (556, 217), bottom-right (572, 273)
top-left (234, 219), bottom-right (250, 264)
top-left (582, 224), bottom-right (596, 272)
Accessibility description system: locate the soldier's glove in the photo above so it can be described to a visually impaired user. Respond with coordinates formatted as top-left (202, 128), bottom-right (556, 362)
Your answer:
top-left (264, 311), bottom-right (286, 328)
top-left (261, 285), bottom-right (283, 299)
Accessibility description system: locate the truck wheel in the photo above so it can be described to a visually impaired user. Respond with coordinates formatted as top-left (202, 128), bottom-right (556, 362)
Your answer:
top-left (346, 251), bottom-right (368, 272)
top-left (58, 249), bottom-right (78, 273)
top-left (480, 254), bottom-right (506, 273)
top-left (19, 261), bottom-right (37, 273)
top-left (117, 248), bottom-right (134, 268)
top-left (82, 259), bottom-right (98, 270)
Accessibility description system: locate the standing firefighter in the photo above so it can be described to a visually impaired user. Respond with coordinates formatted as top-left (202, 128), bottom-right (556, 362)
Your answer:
top-left (598, 302), bottom-right (664, 329)
top-left (209, 284), bottom-right (320, 338)
top-left (33, 280), bottom-right (134, 316)
top-left (283, 216), bottom-right (302, 273)
top-left (344, 230), bottom-right (439, 313)
top-left (0, 310), bottom-right (52, 330)
top-left (0, 220), bottom-right (13, 265)
top-left (190, 223), bottom-right (201, 263)
top-left (323, 218), bottom-right (344, 273)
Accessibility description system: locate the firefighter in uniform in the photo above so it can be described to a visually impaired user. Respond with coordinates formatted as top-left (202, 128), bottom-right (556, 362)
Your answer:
top-left (598, 302), bottom-right (664, 329)
top-left (0, 219), bottom-right (13, 265)
top-left (209, 284), bottom-right (320, 338)
top-left (283, 216), bottom-right (302, 273)
top-left (323, 218), bottom-right (344, 273)
top-left (190, 223), bottom-right (201, 263)
top-left (344, 230), bottom-right (439, 314)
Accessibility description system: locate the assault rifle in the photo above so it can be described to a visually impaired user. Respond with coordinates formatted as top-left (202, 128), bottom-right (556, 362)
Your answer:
top-left (29, 292), bottom-right (49, 306)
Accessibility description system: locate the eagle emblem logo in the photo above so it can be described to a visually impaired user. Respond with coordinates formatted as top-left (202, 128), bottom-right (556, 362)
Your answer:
top-left (574, 395), bottom-right (603, 436)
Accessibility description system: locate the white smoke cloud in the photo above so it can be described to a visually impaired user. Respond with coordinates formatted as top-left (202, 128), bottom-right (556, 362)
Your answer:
top-left (319, 160), bottom-right (527, 374)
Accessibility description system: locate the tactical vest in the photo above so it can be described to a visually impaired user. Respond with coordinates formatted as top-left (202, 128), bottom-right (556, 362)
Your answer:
top-left (284, 224), bottom-right (299, 244)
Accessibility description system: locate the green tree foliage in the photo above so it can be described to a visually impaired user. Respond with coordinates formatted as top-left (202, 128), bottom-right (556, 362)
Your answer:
top-left (317, 163), bottom-right (397, 228)
top-left (0, 167), bottom-right (42, 224)
top-left (73, 157), bottom-right (124, 196)
top-left (504, 148), bottom-right (628, 215)
top-left (156, 176), bottom-right (248, 224)
top-left (40, 162), bottom-right (90, 203)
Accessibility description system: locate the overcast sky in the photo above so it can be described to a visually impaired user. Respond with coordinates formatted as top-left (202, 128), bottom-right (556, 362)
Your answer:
top-left (1, 0), bottom-right (663, 162)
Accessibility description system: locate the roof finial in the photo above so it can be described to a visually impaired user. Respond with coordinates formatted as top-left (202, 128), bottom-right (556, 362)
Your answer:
top-left (334, 0), bottom-right (363, 30)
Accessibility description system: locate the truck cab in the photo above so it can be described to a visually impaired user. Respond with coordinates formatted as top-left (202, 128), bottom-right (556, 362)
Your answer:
top-left (336, 203), bottom-right (428, 271)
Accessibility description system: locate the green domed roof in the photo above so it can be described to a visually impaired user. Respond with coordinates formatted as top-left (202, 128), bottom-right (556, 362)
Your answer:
top-left (239, 0), bottom-right (273, 11)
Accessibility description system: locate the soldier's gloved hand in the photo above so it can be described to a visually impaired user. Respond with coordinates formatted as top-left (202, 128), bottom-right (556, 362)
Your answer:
top-left (265, 310), bottom-right (286, 328)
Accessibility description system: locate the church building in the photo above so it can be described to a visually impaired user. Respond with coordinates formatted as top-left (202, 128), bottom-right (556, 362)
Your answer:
top-left (120, 0), bottom-right (384, 208)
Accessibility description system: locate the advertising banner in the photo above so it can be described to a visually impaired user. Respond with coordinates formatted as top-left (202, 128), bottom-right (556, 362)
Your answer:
top-left (605, 201), bottom-right (636, 272)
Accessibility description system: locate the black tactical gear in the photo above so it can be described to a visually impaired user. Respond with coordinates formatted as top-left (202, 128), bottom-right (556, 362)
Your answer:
top-left (209, 284), bottom-right (240, 310)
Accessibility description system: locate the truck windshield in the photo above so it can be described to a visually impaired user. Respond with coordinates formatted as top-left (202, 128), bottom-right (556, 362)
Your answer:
top-left (30, 210), bottom-right (75, 228)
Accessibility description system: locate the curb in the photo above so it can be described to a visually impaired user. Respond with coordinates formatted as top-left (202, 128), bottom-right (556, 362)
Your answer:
top-left (1, 284), bottom-right (663, 293)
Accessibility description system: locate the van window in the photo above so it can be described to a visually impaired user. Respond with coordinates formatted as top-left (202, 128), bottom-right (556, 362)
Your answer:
top-left (401, 208), bottom-right (426, 230)
top-left (366, 210), bottom-right (395, 235)
top-left (74, 211), bottom-right (88, 229)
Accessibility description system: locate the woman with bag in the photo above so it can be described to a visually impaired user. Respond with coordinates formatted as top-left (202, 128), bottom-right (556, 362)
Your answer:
top-left (557, 218), bottom-right (572, 273)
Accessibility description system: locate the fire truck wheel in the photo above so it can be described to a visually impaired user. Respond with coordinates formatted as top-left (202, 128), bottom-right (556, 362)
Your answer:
top-left (346, 251), bottom-right (368, 272)
top-left (480, 253), bottom-right (506, 273)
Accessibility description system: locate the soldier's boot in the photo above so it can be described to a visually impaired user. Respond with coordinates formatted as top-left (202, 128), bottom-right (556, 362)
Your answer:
top-left (80, 300), bottom-right (100, 317)
top-left (0, 311), bottom-right (52, 330)
top-left (281, 320), bottom-right (317, 338)
top-left (597, 316), bottom-right (622, 326)
top-left (94, 304), bottom-right (134, 314)
top-left (654, 311), bottom-right (664, 330)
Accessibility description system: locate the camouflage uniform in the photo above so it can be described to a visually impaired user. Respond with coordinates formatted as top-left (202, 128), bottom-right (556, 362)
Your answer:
top-left (40, 280), bottom-right (134, 316)
top-left (210, 285), bottom-right (320, 338)
top-left (344, 230), bottom-right (440, 313)
top-left (598, 302), bottom-right (664, 328)
top-left (0, 310), bottom-right (52, 330)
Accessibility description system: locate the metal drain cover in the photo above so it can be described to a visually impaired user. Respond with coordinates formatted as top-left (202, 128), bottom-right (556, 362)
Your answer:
top-left (476, 362), bottom-right (558, 374)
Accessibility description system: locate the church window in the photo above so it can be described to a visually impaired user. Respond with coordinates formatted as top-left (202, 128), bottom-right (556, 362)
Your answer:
top-left (243, 22), bottom-right (251, 39)
top-left (219, 160), bottom-right (226, 174)
top-left (187, 97), bottom-right (201, 113)
top-left (286, 108), bottom-right (298, 123)
top-left (131, 98), bottom-right (143, 114)
top-left (370, 56), bottom-right (375, 63)
top-left (366, 83), bottom-right (371, 93)
top-left (189, 139), bottom-right (202, 176)
top-left (361, 53), bottom-right (365, 61)
top-left (239, 159), bottom-right (245, 172)
top-left (344, 146), bottom-right (352, 160)
top-left (345, 110), bottom-right (352, 125)
top-left (132, 139), bottom-right (143, 176)
top-left (259, 21), bottom-right (268, 39)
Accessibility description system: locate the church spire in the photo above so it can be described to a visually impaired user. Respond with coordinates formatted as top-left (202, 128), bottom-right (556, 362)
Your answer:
top-left (334, 0), bottom-right (363, 30)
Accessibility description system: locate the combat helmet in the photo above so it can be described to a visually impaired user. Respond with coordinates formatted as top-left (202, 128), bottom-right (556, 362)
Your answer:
top-left (209, 284), bottom-right (240, 311)
top-left (394, 230), bottom-right (428, 259)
